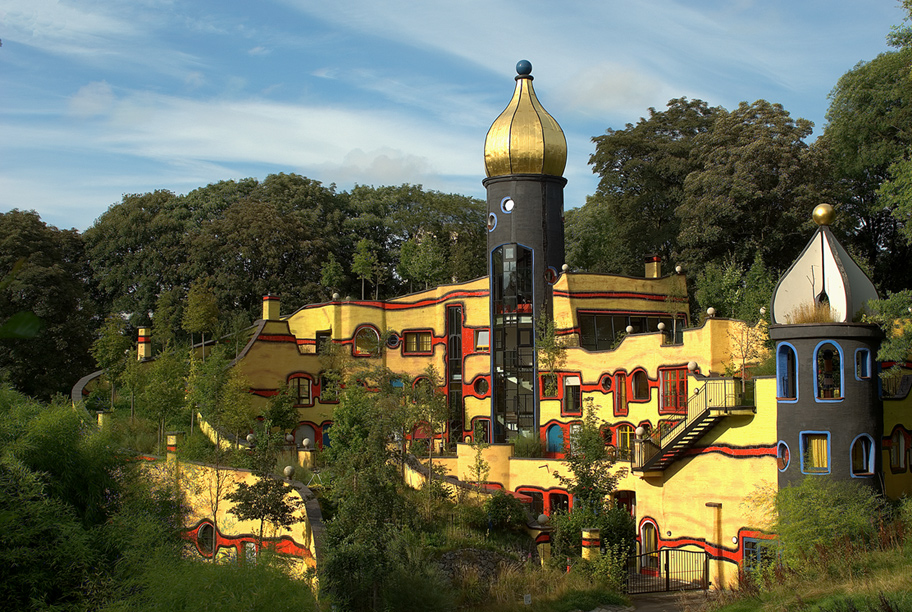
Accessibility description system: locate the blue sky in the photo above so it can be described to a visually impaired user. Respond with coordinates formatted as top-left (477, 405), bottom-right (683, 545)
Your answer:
top-left (2, 0), bottom-right (906, 231)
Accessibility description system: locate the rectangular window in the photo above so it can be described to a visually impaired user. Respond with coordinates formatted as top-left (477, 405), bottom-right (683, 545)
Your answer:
top-left (743, 538), bottom-right (774, 575)
top-left (294, 377), bottom-right (311, 405)
top-left (614, 373), bottom-right (628, 416)
top-left (315, 330), bottom-right (331, 354)
top-left (404, 331), bottom-right (432, 354)
top-left (660, 368), bottom-right (688, 413)
top-left (564, 376), bottom-right (581, 415)
top-left (474, 329), bottom-right (490, 351)
top-left (855, 349), bottom-right (871, 380)
top-left (801, 432), bottom-right (830, 474)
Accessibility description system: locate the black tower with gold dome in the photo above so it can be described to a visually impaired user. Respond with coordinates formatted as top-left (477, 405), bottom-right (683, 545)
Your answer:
top-left (483, 60), bottom-right (567, 442)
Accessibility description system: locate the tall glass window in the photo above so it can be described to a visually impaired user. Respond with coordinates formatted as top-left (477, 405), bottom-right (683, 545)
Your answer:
top-left (777, 344), bottom-right (797, 400)
top-left (491, 244), bottom-right (535, 442)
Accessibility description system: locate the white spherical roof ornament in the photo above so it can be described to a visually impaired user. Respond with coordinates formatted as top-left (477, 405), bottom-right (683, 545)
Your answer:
top-left (246, 433), bottom-right (256, 445)
top-left (759, 307), bottom-right (767, 316)
top-left (537, 513), bottom-right (550, 525)
top-left (635, 426), bottom-right (646, 438)
top-left (285, 433), bottom-right (295, 444)
top-left (283, 465), bottom-right (295, 479)
top-left (687, 361), bottom-right (697, 372)
top-left (707, 307), bottom-right (716, 317)
top-left (332, 292), bottom-right (340, 300)
top-left (302, 437), bottom-right (312, 450)
top-left (675, 265), bottom-right (683, 274)
top-left (562, 263), bottom-right (569, 272)
top-left (657, 322), bottom-right (666, 331)
top-left (625, 325), bottom-right (634, 334)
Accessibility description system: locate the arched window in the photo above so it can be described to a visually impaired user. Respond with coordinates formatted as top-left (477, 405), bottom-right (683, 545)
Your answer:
top-left (850, 434), bottom-right (874, 477)
top-left (197, 523), bottom-right (214, 556)
top-left (321, 424), bottom-right (332, 449)
top-left (814, 342), bottom-right (843, 400)
top-left (641, 522), bottom-right (659, 571)
top-left (777, 344), bottom-right (798, 400)
top-left (293, 423), bottom-right (316, 449)
top-left (614, 372), bottom-right (628, 416)
top-left (287, 373), bottom-right (313, 406)
top-left (353, 326), bottom-right (380, 356)
top-left (855, 349), bottom-right (872, 380)
top-left (632, 371), bottom-right (649, 400)
top-left (546, 424), bottom-right (564, 453)
top-left (616, 424), bottom-right (634, 461)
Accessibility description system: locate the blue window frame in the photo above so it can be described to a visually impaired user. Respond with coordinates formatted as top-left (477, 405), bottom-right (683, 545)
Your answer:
top-left (743, 538), bottom-right (774, 575)
top-left (813, 341), bottom-right (844, 402)
top-left (776, 343), bottom-right (798, 401)
top-left (850, 434), bottom-right (875, 477)
top-left (854, 348), bottom-right (872, 380)
top-left (546, 424), bottom-right (564, 453)
top-left (800, 431), bottom-right (830, 474)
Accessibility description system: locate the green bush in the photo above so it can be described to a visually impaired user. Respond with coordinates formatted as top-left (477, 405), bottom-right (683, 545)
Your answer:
top-left (484, 491), bottom-right (527, 531)
top-left (774, 477), bottom-right (885, 568)
top-left (512, 432), bottom-right (544, 458)
top-left (549, 507), bottom-right (636, 562)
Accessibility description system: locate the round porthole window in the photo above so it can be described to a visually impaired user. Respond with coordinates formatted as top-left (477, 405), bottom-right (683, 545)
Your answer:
top-left (474, 378), bottom-right (489, 395)
top-left (600, 375), bottom-right (612, 392)
top-left (487, 212), bottom-right (497, 232)
top-left (386, 333), bottom-right (401, 349)
top-left (545, 266), bottom-right (558, 285)
top-left (501, 197), bottom-right (515, 213)
top-left (777, 441), bottom-right (790, 471)
top-left (197, 523), bottom-right (215, 555)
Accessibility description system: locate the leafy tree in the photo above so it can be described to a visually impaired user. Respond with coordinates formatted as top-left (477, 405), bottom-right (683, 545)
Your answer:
top-left (693, 252), bottom-right (775, 321)
top-left (352, 238), bottom-right (381, 300)
top-left (577, 98), bottom-right (719, 274)
top-left (264, 383), bottom-right (299, 433)
top-left (0, 210), bottom-right (94, 399)
top-left (537, 315), bottom-right (567, 397)
top-left (91, 314), bottom-right (132, 407)
top-left (185, 343), bottom-right (231, 437)
top-left (137, 347), bottom-right (187, 452)
top-left (823, 22), bottom-right (912, 292)
top-left (83, 190), bottom-right (189, 324)
top-left (320, 252), bottom-right (345, 297)
top-left (865, 290), bottom-right (912, 378)
top-left (227, 426), bottom-right (302, 548)
top-left (679, 100), bottom-right (817, 276)
top-left (219, 366), bottom-right (257, 447)
top-left (555, 399), bottom-right (620, 513)
top-left (182, 279), bottom-right (219, 359)
top-left (152, 288), bottom-right (184, 351)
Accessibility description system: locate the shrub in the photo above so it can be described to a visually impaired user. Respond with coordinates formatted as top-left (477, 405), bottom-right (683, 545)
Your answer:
top-left (512, 432), bottom-right (544, 458)
top-left (774, 477), bottom-right (885, 568)
top-left (549, 507), bottom-right (636, 562)
top-left (484, 491), bottom-right (527, 531)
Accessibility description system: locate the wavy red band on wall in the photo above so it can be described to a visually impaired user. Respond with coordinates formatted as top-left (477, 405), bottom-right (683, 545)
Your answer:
top-left (256, 334), bottom-right (297, 343)
top-left (681, 444), bottom-right (777, 458)
top-left (639, 516), bottom-right (774, 564)
top-left (553, 290), bottom-right (688, 303)
top-left (181, 519), bottom-right (313, 562)
top-left (289, 289), bottom-right (490, 314)
top-left (249, 388), bottom-right (280, 398)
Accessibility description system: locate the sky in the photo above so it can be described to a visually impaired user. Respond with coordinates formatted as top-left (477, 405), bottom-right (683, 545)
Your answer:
top-left (1, 0), bottom-right (907, 231)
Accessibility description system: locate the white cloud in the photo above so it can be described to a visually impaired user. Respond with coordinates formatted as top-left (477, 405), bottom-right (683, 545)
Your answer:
top-left (248, 46), bottom-right (270, 56)
top-left (68, 81), bottom-right (115, 117)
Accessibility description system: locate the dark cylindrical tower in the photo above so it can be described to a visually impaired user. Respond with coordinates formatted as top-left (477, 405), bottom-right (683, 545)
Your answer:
top-left (483, 60), bottom-right (567, 442)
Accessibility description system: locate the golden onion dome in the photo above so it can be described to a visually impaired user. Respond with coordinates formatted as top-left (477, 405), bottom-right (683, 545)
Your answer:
top-left (484, 60), bottom-right (567, 178)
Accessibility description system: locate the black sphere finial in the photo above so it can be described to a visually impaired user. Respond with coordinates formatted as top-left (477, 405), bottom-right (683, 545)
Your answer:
top-left (516, 59), bottom-right (532, 76)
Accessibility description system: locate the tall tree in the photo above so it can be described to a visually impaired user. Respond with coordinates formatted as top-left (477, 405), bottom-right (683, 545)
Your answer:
top-left (822, 4), bottom-right (912, 292)
top-left (182, 279), bottom-right (219, 359)
top-left (91, 314), bottom-right (132, 407)
top-left (679, 100), bottom-right (818, 276)
top-left (0, 210), bottom-right (94, 399)
top-left (578, 98), bottom-right (720, 275)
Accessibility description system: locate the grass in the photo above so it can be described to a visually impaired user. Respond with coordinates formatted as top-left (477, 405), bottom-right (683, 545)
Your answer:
top-left (785, 302), bottom-right (840, 324)
top-left (689, 546), bottom-right (912, 612)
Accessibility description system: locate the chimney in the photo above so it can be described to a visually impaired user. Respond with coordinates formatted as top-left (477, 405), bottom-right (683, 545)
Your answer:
top-left (137, 327), bottom-right (151, 360)
top-left (263, 295), bottom-right (280, 320)
top-left (645, 255), bottom-right (661, 278)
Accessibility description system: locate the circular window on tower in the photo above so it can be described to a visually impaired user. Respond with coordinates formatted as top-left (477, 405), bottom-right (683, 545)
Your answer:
top-left (474, 377), bottom-right (489, 396)
top-left (501, 197), bottom-right (516, 214)
top-left (777, 441), bottom-right (790, 471)
top-left (600, 375), bottom-right (612, 392)
top-left (545, 266), bottom-right (558, 285)
top-left (487, 212), bottom-right (497, 232)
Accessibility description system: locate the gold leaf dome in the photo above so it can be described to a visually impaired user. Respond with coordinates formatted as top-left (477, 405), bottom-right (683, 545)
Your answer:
top-left (484, 61), bottom-right (567, 178)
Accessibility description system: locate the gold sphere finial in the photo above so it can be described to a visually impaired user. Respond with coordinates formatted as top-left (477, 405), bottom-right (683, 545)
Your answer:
top-left (813, 203), bottom-right (835, 226)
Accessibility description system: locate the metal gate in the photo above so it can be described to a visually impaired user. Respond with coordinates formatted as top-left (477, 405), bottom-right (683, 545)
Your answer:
top-left (625, 548), bottom-right (708, 594)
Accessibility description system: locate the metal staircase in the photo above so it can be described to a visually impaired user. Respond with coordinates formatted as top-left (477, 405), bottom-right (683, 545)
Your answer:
top-left (633, 379), bottom-right (756, 475)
